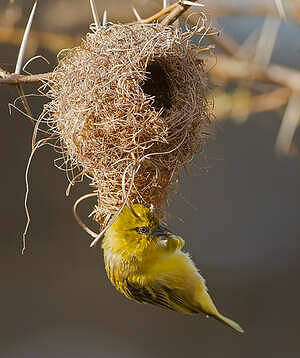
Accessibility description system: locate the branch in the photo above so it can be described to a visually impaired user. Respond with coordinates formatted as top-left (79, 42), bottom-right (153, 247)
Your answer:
top-left (140, 3), bottom-right (178, 24)
top-left (202, 0), bottom-right (298, 22)
top-left (205, 53), bottom-right (300, 93)
top-left (0, 72), bottom-right (52, 85)
top-left (160, 2), bottom-right (190, 25)
top-left (150, 0), bottom-right (298, 23)
top-left (215, 87), bottom-right (290, 121)
top-left (136, 1), bottom-right (200, 26)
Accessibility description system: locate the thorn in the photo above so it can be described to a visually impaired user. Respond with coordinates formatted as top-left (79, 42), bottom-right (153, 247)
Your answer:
top-left (132, 7), bottom-right (142, 22)
top-left (275, 93), bottom-right (300, 155)
top-left (254, 15), bottom-right (281, 67)
top-left (15, 0), bottom-right (38, 74)
top-left (89, 0), bottom-right (101, 30)
top-left (236, 28), bottom-right (260, 59)
top-left (274, 0), bottom-right (286, 21)
top-left (103, 9), bottom-right (107, 27)
top-left (163, 0), bottom-right (169, 9)
top-left (181, 1), bottom-right (204, 7)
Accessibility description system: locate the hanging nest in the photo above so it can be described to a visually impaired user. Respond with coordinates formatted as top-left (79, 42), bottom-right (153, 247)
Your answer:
top-left (45, 22), bottom-right (214, 229)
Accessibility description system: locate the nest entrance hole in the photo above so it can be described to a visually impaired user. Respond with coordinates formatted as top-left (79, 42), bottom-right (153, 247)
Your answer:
top-left (142, 61), bottom-right (172, 114)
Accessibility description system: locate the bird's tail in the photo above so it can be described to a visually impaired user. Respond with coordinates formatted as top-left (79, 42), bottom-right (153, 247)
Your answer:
top-left (197, 290), bottom-right (244, 333)
top-left (213, 312), bottom-right (244, 333)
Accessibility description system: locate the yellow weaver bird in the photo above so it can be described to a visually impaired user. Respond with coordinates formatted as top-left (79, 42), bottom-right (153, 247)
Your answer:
top-left (102, 204), bottom-right (243, 333)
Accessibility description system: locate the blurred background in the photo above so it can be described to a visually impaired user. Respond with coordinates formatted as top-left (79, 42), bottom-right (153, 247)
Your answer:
top-left (1, 0), bottom-right (300, 357)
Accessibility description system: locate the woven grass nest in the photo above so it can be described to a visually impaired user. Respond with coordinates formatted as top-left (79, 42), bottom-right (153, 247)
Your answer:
top-left (45, 22), bottom-right (213, 233)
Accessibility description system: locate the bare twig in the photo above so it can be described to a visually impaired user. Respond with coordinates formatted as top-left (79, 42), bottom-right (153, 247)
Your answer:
top-left (134, 1), bottom-right (200, 25)
top-left (215, 87), bottom-right (290, 120)
top-left (205, 53), bottom-right (300, 93)
top-left (251, 88), bottom-right (290, 113)
top-left (139, 3), bottom-right (178, 24)
top-left (3, 49), bottom-right (300, 97)
top-left (161, 1), bottom-right (190, 26)
top-left (0, 72), bottom-right (52, 85)
top-left (196, 0), bottom-right (299, 23)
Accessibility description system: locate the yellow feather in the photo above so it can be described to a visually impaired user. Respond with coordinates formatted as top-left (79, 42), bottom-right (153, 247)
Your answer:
top-left (102, 204), bottom-right (244, 333)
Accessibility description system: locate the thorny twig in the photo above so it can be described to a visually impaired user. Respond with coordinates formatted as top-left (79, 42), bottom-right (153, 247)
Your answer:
top-left (1, 0), bottom-right (300, 154)
top-left (160, 1), bottom-right (191, 25)
top-left (178, 0), bottom-right (296, 23)
top-left (205, 54), bottom-right (300, 93)
top-left (0, 0), bottom-right (298, 254)
top-left (0, 72), bottom-right (52, 85)
top-left (215, 87), bottom-right (291, 121)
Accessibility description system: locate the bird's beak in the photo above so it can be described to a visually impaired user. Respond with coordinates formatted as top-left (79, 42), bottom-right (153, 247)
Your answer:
top-left (151, 225), bottom-right (172, 238)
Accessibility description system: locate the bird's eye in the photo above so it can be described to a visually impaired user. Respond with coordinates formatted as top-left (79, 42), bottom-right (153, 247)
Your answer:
top-left (135, 226), bottom-right (149, 234)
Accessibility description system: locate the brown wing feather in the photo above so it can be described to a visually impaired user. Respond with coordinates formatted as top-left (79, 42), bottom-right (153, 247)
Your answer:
top-left (125, 279), bottom-right (199, 314)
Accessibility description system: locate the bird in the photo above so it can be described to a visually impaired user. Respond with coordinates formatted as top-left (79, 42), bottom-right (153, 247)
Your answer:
top-left (102, 204), bottom-right (244, 333)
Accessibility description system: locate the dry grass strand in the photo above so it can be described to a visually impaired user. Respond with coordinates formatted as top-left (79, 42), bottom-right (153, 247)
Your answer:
top-left (44, 23), bottom-right (214, 230)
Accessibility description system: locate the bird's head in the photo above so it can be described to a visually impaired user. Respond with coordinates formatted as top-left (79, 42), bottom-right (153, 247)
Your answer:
top-left (103, 204), bottom-right (171, 254)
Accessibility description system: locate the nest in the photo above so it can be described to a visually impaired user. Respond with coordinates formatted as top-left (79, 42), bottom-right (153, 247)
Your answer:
top-left (45, 23), bottom-right (213, 229)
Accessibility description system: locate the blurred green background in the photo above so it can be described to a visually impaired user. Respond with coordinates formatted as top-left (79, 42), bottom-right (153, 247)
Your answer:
top-left (1, 1), bottom-right (299, 357)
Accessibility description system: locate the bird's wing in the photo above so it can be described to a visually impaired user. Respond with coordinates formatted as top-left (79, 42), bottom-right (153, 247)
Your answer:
top-left (165, 235), bottom-right (185, 251)
top-left (125, 279), bottom-right (199, 314)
